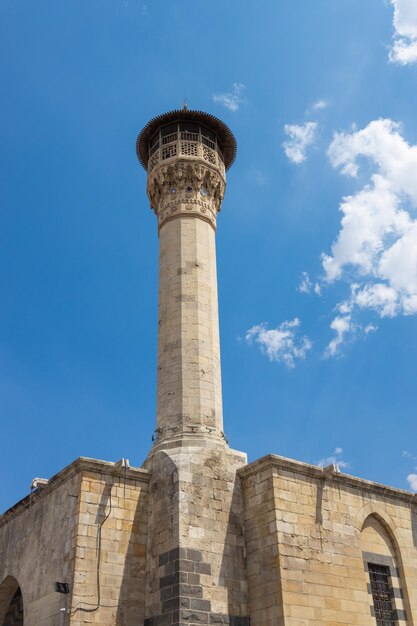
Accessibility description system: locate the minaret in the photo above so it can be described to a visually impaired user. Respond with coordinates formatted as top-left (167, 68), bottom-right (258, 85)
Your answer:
top-left (137, 109), bottom-right (249, 626)
top-left (137, 108), bottom-right (236, 451)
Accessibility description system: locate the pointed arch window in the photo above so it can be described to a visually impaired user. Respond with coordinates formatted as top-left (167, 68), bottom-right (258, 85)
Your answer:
top-left (360, 515), bottom-right (408, 626)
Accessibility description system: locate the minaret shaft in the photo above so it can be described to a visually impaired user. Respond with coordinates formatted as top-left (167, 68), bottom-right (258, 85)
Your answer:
top-left (137, 110), bottom-right (249, 626)
top-left (145, 148), bottom-right (227, 449)
top-left (156, 215), bottom-right (223, 443)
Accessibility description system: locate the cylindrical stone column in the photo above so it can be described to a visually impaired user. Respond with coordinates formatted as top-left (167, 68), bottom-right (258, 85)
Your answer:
top-left (137, 110), bottom-right (237, 449)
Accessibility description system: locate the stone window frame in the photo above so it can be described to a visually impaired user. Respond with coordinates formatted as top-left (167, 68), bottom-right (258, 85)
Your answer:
top-left (363, 552), bottom-right (407, 624)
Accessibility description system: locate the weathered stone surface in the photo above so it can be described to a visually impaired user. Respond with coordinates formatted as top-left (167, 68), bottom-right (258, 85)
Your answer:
top-left (240, 454), bottom-right (417, 626)
top-left (143, 444), bottom-right (248, 624)
top-left (0, 458), bottom-right (149, 626)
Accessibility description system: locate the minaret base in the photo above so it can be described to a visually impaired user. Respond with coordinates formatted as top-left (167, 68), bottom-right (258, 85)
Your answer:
top-left (144, 443), bottom-right (250, 626)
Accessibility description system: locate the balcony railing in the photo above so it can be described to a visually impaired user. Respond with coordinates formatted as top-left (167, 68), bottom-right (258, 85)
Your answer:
top-left (148, 131), bottom-right (225, 173)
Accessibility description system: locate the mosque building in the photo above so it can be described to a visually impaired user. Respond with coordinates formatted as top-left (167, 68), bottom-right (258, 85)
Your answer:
top-left (1, 108), bottom-right (416, 626)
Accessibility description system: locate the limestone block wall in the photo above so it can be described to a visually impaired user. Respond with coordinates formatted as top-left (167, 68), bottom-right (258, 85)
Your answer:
top-left (0, 464), bottom-right (81, 626)
top-left (144, 442), bottom-right (249, 626)
top-left (240, 455), bottom-right (417, 626)
top-left (70, 460), bottom-right (149, 626)
top-left (0, 458), bottom-right (150, 626)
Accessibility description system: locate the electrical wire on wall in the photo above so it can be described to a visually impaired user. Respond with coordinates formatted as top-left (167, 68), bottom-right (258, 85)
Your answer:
top-left (70, 481), bottom-right (119, 615)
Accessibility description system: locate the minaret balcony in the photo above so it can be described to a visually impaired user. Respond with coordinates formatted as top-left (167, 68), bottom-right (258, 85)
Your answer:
top-left (148, 130), bottom-right (225, 174)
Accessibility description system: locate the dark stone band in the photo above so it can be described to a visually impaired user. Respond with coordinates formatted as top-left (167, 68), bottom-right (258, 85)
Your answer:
top-left (145, 548), bottom-right (250, 626)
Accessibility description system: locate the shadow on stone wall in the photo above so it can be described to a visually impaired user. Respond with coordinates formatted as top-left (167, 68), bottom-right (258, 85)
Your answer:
top-left (71, 477), bottom-right (116, 620)
top-left (218, 475), bottom-right (250, 626)
top-left (315, 479), bottom-right (324, 526)
top-left (115, 476), bottom-right (148, 626)
top-left (70, 472), bottom-right (148, 626)
top-left (141, 451), bottom-right (182, 626)
top-left (411, 507), bottom-right (417, 549)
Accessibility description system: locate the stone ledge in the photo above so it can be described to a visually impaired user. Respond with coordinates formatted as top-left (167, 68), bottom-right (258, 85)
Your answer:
top-left (239, 453), bottom-right (415, 505)
top-left (0, 456), bottom-right (150, 526)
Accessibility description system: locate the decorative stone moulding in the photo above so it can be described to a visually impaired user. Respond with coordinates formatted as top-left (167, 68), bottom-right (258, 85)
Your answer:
top-left (147, 161), bottom-right (226, 230)
top-left (137, 109), bottom-right (235, 232)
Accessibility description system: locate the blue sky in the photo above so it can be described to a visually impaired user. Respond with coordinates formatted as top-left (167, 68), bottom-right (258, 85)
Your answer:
top-left (1, 0), bottom-right (417, 512)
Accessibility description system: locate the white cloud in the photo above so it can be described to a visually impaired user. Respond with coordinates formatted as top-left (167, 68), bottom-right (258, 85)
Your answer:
top-left (283, 122), bottom-right (318, 164)
top-left (321, 119), bottom-right (417, 344)
top-left (389, 0), bottom-right (417, 65)
top-left (407, 474), bottom-right (417, 491)
top-left (299, 272), bottom-right (312, 293)
top-left (391, 38), bottom-right (417, 64)
top-left (403, 450), bottom-right (417, 490)
top-left (312, 99), bottom-right (329, 111)
top-left (324, 301), bottom-right (379, 355)
top-left (325, 315), bottom-right (352, 357)
top-left (298, 271), bottom-right (321, 295)
top-left (245, 318), bottom-right (312, 368)
top-left (213, 83), bottom-right (246, 112)
top-left (317, 447), bottom-right (350, 469)
top-left (353, 283), bottom-right (401, 317)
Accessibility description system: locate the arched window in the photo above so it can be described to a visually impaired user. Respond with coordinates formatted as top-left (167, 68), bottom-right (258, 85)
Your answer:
top-left (0, 577), bottom-right (24, 626)
top-left (360, 515), bottom-right (407, 625)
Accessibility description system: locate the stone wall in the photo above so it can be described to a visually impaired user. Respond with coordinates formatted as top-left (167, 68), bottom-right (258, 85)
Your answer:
top-left (240, 454), bottom-right (417, 626)
top-left (144, 442), bottom-right (249, 626)
top-left (3, 449), bottom-right (417, 626)
top-left (0, 463), bottom-right (81, 626)
top-left (0, 458), bottom-right (150, 626)
top-left (70, 460), bottom-right (149, 626)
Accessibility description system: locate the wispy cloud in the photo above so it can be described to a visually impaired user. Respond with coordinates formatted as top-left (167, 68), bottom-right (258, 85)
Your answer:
top-left (312, 99), bottom-right (329, 111)
top-left (245, 318), bottom-right (312, 368)
top-left (389, 0), bottom-right (417, 65)
top-left (299, 272), bottom-right (313, 293)
top-left (254, 169), bottom-right (267, 185)
top-left (325, 315), bottom-right (352, 358)
top-left (298, 271), bottom-right (321, 295)
top-left (324, 306), bottom-right (378, 357)
top-left (317, 447), bottom-right (350, 469)
top-left (123, 1), bottom-right (148, 12)
top-left (283, 122), bottom-right (318, 164)
top-left (403, 451), bottom-right (417, 491)
top-left (213, 83), bottom-right (246, 112)
top-left (407, 474), bottom-right (417, 491)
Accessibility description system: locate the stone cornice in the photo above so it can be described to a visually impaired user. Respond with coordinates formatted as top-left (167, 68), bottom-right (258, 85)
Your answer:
top-left (238, 454), bottom-right (416, 506)
top-left (0, 457), bottom-right (150, 527)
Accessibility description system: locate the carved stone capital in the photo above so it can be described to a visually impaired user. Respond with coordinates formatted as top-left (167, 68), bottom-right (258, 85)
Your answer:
top-left (147, 160), bottom-right (226, 230)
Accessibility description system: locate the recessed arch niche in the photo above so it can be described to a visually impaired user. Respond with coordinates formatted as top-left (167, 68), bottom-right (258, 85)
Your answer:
top-left (0, 577), bottom-right (24, 626)
top-left (360, 515), bottom-right (408, 624)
